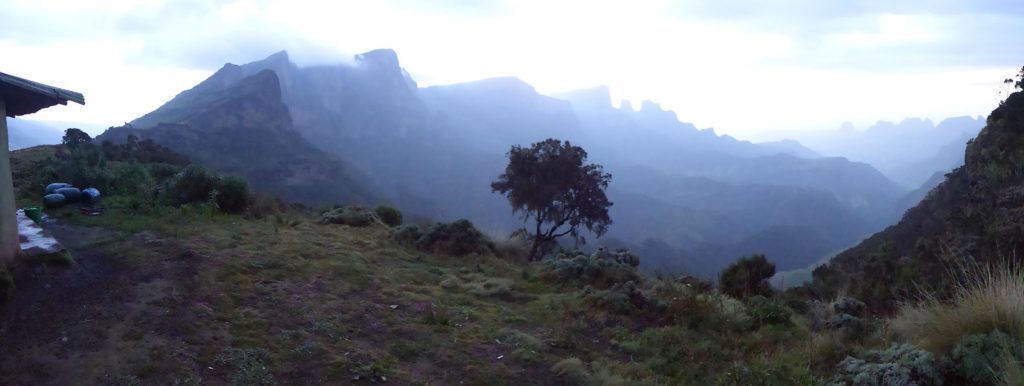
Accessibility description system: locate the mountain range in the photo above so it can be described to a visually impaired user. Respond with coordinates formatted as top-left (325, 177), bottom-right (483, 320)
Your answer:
top-left (791, 117), bottom-right (984, 189)
top-left (96, 49), bottom-right (949, 277)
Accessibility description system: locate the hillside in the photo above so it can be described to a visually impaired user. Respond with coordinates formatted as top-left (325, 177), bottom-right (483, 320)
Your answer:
top-left (3, 145), bottom-right (836, 385)
top-left (99, 69), bottom-right (381, 205)
top-left (812, 88), bottom-right (1024, 310)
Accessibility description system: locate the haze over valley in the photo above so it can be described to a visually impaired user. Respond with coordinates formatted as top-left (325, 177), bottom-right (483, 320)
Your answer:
top-left (3, 1), bottom-right (1024, 384)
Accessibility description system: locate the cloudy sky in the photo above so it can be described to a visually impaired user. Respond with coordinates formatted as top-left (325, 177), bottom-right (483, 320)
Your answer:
top-left (1, 0), bottom-right (1021, 139)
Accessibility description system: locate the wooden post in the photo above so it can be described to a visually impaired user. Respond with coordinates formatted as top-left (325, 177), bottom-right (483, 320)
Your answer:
top-left (0, 97), bottom-right (17, 263)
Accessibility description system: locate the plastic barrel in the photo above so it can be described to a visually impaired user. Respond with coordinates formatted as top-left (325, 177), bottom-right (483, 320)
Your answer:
top-left (55, 187), bottom-right (82, 203)
top-left (81, 188), bottom-right (101, 205)
top-left (43, 193), bottom-right (66, 208)
top-left (23, 206), bottom-right (42, 223)
top-left (45, 182), bottom-right (71, 195)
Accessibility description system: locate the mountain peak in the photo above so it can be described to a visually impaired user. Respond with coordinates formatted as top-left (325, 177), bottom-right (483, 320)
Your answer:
top-left (263, 50), bottom-right (290, 65)
top-left (552, 85), bottom-right (612, 112)
top-left (356, 49), bottom-right (400, 70)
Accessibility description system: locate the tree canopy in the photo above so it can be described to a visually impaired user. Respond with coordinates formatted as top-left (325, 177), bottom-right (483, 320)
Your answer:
top-left (492, 139), bottom-right (613, 261)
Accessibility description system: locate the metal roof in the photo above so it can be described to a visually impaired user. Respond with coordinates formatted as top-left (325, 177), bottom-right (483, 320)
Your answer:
top-left (0, 71), bottom-right (85, 117)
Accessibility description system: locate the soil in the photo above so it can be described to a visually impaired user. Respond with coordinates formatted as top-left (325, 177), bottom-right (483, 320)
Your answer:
top-left (0, 221), bottom-right (204, 385)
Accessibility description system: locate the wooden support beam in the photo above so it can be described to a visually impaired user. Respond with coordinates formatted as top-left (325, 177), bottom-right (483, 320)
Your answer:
top-left (0, 97), bottom-right (17, 263)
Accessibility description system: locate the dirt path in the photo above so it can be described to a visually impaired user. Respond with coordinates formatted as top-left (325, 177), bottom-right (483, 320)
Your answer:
top-left (0, 221), bottom-right (204, 385)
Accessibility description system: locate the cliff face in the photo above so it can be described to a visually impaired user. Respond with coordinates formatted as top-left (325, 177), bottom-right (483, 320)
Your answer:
top-left (102, 70), bottom-right (381, 205)
top-left (812, 90), bottom-right (1024, 310)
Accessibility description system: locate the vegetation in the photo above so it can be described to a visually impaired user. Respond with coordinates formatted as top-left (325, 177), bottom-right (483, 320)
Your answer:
top-left (374, 204), bottom-right (403, 227)
top-left (492, 139), bottom-right (613, 261)
top-left (812, 73), bottom-right (1024, 311)
top-left (719, 254), bottom-right (776, 299)
top-left (393, 219), bottom-right (496, 257)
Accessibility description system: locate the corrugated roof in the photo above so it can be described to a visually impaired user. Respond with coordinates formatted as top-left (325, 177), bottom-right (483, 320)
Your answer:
top-left (0, 71), bottom-right (85, 117)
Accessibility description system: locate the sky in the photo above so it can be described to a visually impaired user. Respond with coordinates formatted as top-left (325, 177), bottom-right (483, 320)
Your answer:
top-left (1, 0), bottom-right (1021, 140)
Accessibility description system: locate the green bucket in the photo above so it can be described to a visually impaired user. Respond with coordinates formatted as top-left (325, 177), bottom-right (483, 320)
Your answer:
top-left (24, 206), bottom-right (42, 224)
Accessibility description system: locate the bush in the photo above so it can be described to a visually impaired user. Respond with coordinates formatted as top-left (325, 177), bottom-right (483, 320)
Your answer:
top-left (392, 224), bottom-right (424, 245)
top-left (374, 205), bottom-right (402, 227)
top-left (109, 162), bottom-right (155, 196)
top-left (720, 254), bottom-right (776, 299)
top-left (745, 295), bottom-right (793, 328)
top-left (319, 206), bottom-right (377, 227)
top-left (833, 296), bottom-right (867, 317)
top-left (162, 165), bottom-right (251, 213)
top-left (215, 176), bottom-right (251, 214)
top-left (392, 220), bottom-right (496, 256)
top-left (830, 344), bottom-right (943, 386)
top-left (540, 254), bottom-right (641, 289)
top-left (167, 165), bottom-right (219, 206)
top-left (950, 331), bottom-right (1023, 385)
top-left (583, 281), bottom-right (647, 315)
top-left (146, 163), bottom-right (183, 182)
top-left (552, 357), bottom-right (590, 384)
top-left (416, 219), bottom-right (495, 256)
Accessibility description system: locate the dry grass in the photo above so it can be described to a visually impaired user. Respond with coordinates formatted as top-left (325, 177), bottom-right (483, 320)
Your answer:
top-left (889, 262), bottom-right (1024, 354)
top-left (1001, 354), bottom-right (1024, 386)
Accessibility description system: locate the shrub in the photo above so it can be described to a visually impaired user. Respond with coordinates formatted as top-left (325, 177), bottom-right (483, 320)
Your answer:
top-left (498, 328), bottom-right (545, 363)
top-left (109, 162), bottom-right (155, 196)
top-left (167, 165), bottom-right (219, 206)
top-left (889, 263), bottom-right (1024, 354)
top-left (392, 224), bottom-right (424, 245)
top-left (830, 344), bottom-right (943, 386)
top-left (540, 254), bottom-right (641, 289)
top-left (319, 206), bottom-right (377, 227)
top-left (146, 163), bottom-right (183, 182)
top-left (583, 281), bottom-right (647, 315)
top-left (162, 165), bottom-right (251, 213)
top-left (415, 219), bottom-right (495, 256)
top-left (53, 144), bottom-right (112, 191)
top-left (552, 357), bottom-right (589, 384)
top-left (745, 295), bottom-right (793, 328)
top-left (215, 176), bottom-right (251, 214)
top-left (392, 220), bottom-right (496, 256)
top-left (950, 331), bottom-right (1023, 385)
top-left (833, 296), bottom-right (867, 317)
top-left (830, 313), bottom-right (867, 340)
top-left (374, 205), bottom-right (402, 227)
top-left (720, 254), bottom-right (776, 299)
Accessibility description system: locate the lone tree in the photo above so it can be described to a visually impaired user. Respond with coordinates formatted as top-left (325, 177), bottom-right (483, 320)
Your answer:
top-left (61, 128), bottom-right (92, 148)
top-left (492, 139), bottom-right (613, 261)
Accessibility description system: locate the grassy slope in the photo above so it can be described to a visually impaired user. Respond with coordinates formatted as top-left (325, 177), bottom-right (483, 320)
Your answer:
top-left (1, 146), bottom-right (828, 385)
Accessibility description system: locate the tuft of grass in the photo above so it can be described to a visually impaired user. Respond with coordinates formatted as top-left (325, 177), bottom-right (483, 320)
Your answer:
top-left (1002, 354), bottom-right (1024, 386)
top-left (889, 262), bottom-right (1024, 354)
